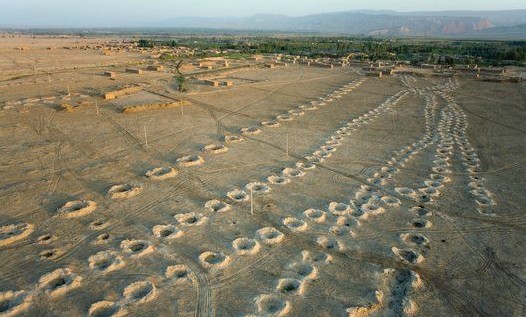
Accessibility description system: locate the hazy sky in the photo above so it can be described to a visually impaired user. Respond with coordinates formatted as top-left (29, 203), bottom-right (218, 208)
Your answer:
top-left (1, 0), bottom-right (525, 27)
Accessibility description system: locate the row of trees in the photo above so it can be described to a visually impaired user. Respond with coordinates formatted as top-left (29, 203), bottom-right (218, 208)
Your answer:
top-left (138, 37), bottom-right (526, 65)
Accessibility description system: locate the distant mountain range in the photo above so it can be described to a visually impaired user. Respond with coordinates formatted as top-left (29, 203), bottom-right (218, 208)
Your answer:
top-left (159, 10), bottom-right (526, 38)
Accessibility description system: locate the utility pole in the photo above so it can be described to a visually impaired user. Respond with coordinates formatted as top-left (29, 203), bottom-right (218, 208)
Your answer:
top-left (144, 126), bottom-right (148, 147)
top-left (250, 189), bottom-right (254, 215)
top-left (180, 99), bottom-right (184, 116)
top-left (286, 133), bottom-right (289, 157)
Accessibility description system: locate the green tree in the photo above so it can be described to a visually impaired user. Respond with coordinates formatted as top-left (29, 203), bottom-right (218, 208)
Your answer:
top-left (138, 39), bottom-right (152, 48)
top-left (174, 60), bottom-right (188, 93)
top-left (176, 75), bottom-right (188, 93)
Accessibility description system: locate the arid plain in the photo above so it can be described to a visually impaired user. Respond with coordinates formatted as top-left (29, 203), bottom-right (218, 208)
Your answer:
top-left (1, 36), bottom-right (525, 317)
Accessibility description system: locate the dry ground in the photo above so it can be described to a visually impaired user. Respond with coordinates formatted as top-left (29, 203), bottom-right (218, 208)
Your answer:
top-left (0, 37), bottom-right (525, 317)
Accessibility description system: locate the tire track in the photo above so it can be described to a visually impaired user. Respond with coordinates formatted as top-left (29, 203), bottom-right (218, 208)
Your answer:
top-left (99, 109), bottom-right (147, 151)
top-left (158, 246), bottom-right (212, 317)
top-left (211, 249), bottom-right (276, 289)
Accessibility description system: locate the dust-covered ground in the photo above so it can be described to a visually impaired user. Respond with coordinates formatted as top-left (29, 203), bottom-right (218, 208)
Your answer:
top-left (1, 37), bottom-right (525, 317)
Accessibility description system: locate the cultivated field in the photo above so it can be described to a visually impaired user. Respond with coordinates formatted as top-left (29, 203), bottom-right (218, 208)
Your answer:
top-left (0, 37), bottom-right (525, 317)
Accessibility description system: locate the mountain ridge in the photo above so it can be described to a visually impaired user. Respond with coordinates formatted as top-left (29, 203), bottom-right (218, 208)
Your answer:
top-left (2, 9), bottom-right (525, 39)
top-left (159, 10), bottom-right (526, 38)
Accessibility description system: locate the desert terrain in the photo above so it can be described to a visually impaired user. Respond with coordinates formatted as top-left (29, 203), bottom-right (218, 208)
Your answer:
top-left (0, 36), bottom-right (525, 317)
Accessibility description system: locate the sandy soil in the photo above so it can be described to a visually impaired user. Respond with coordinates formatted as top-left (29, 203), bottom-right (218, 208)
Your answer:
top-left (0, 38), bottom-right (525, 317)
